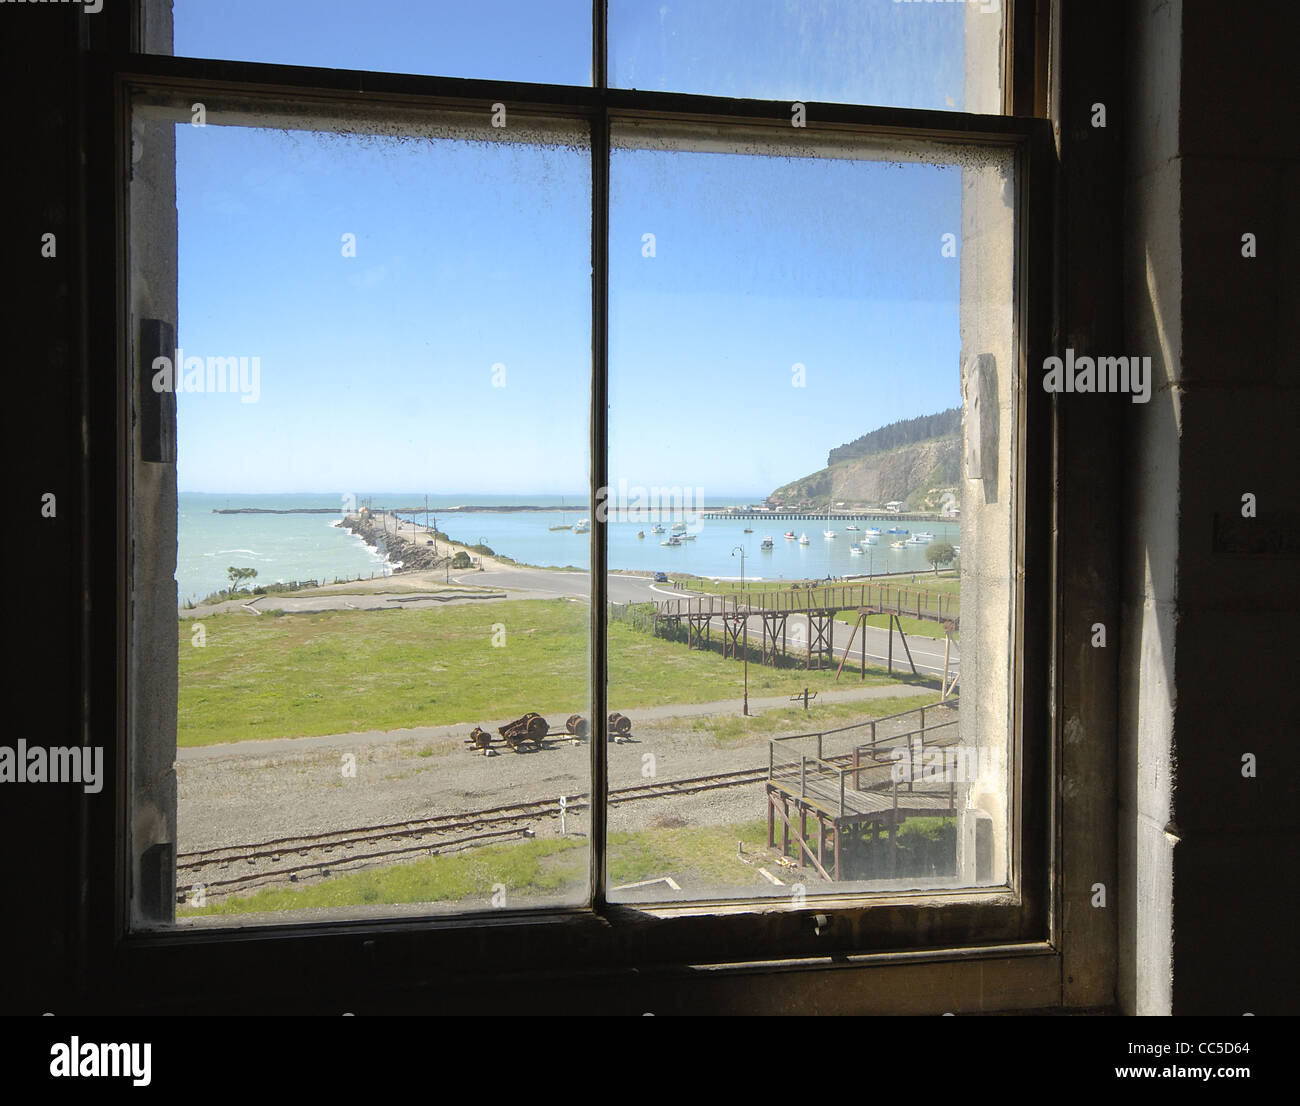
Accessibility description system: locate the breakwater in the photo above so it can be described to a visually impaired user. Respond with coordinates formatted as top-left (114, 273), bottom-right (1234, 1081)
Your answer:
top-left (340, 513), bottom-right (447, 572)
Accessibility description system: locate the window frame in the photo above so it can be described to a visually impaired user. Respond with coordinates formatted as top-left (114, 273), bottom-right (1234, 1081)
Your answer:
top-left (80, 2), bottom-right (1077, 1013)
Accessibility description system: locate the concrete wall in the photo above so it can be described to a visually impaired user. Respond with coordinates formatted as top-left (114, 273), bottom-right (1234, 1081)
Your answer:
top-left (1120, 0), bottom-right (1298, 1014)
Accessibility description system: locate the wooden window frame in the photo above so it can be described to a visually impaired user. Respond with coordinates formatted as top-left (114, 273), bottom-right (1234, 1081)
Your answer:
top-left (73, 0), bottom-right (1120, 1015)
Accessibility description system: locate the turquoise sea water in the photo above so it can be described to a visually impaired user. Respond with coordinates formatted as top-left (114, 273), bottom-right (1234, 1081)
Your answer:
top-left (177, 492), bottom-right (960, 606)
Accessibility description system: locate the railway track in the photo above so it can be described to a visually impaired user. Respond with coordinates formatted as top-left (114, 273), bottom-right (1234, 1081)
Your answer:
top-left (176, 765), bottom-right (773, 899)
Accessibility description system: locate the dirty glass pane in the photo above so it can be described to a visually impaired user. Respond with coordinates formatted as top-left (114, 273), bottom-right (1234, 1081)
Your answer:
top-left (129, 95), bottom-right (591, 927)
top-left (164, 0), bottom-right (593, 86)
top-left (605, 123), bottom-right (1016, 905)
top-left (609, 0), bottom-right (1006, 113)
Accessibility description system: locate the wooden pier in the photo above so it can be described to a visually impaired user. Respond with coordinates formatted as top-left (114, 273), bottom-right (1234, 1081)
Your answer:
top-left (703, 511), bottom-right (953, 523)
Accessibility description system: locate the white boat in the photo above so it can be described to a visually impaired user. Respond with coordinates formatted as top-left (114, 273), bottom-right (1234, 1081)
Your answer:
top-left (680, 533), bottom-right (696, 541)
top-left (784, 531), bottom-right (797, 540)
top-left (549, 498), bottom-right (571, 529)
top-left (651, 524), bottom-right (665, 534)
top-left (845, 524), bottom-right (860, 531)
top-left (866, 527), bottom-right (882, 536)
top-left (890, 540), bottom-right (907, 549)
top-left (760, 537), bottom-right (774, 550)
top-left (953, 545), bottom-right (961, 555)
top-left (823, 529), bottom-right (836, 539)
top-left (670, 522), bottom-right (687, 533)
top-left (915, 531), bottom-right (935, 540)
top-left (660, 536), bottom-right (681, 547)
top-left (573, 518), bottom-right (590, 533)
top-left (849, 545), bottom-right (863, 556)
top-left (862, 536), bottom-right (879, 546)
top-left (798, 532), bottom-right (810, 545)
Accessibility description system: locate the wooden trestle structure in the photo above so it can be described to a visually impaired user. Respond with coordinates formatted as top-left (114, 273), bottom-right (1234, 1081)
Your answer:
top-left (765, 703), bottom-right (963, 881)
top-left (653, 582), bottom-right (960, 689)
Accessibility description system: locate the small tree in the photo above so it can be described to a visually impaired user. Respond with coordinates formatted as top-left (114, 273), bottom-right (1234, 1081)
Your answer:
top-left (452, 551), bottom-right (472, 569)
top-left (227, 566), bottom-right (258, 591)
top-left (925, 542), bottom-right (956, 574)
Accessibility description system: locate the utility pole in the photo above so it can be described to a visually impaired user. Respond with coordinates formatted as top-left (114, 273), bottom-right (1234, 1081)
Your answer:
top-left (732, 545), bottom-right (748, 715)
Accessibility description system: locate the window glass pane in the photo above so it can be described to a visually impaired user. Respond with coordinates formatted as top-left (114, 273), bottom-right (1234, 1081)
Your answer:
top-left (129, 96), bottom-right (592, 927)
top-left (609, 0), bottom-right (1004, 112)
top-left (161, 0), bottom-right (593, 86)
top-left (606, 122), bottom-right (1016, 905)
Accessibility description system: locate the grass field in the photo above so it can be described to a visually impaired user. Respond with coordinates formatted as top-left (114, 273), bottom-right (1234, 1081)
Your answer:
top-left (178, 600), bottom-right (925, 747)
top-left (178, 821), bottom-right (775, 916)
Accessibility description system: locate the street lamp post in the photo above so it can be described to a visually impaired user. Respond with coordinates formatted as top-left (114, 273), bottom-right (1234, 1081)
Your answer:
top-left (732, 545), bottom-right (748, 716)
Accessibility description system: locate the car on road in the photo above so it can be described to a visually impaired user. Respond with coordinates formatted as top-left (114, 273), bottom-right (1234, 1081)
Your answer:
top-left (653, 571), bottom-right (668, 583)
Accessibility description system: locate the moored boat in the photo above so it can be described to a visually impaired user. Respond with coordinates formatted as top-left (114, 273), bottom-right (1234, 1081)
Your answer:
top-left (761, 536), bottom-right (774, 549)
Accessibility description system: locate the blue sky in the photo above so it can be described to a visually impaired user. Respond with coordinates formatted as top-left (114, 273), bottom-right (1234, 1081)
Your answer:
top-left (170, 0), bottom-right (982, 496)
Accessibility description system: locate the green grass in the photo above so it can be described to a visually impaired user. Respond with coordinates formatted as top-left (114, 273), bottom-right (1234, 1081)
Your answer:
top-left (179, 822), bottom-right (777, 916)
top-left (608, 822), bottom-right (772, 886)
top-left (178, 600), bottom-right (923, 746)
top-left (179, 836), bottom-right (589, 916)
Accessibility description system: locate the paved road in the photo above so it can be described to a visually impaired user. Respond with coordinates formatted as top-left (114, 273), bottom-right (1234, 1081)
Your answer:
top-left (670, 607), bottom-right (960, 680)
top-left (465, 565), bottom-right (960, 681)
top-left (190, 555), bottom-right (957, 682)
top-left (454, 565), bottom-right (660, 605)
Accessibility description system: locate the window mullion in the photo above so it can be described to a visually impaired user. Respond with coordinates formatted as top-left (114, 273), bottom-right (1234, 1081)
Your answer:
top-left (589, 102), bottom-right (611, 911)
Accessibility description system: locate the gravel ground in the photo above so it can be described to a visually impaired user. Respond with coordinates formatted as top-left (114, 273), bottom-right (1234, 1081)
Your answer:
top-left (177, 690), bottom-right (945, 849)
top-left (176, 698), bottom-right (960, 910)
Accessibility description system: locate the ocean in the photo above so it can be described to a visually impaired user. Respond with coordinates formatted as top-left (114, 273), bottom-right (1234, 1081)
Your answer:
top-left (177, 492), bottom-right (961, 606)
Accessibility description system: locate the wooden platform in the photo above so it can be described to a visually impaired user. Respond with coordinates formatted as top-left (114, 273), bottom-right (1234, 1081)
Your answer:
top-left (764, 706), bottom-right (963, 881)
